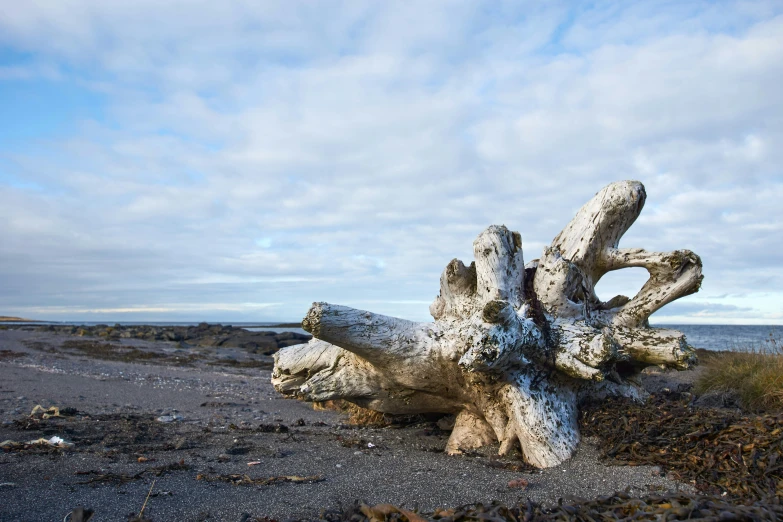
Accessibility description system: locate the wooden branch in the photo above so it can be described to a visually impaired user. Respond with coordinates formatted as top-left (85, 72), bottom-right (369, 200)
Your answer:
top-left (551, 180), bottom-right (646, 281)
top-left (473, 225), bottom-right (525, 309)
top-left (533, 181), bottom-right (646, 318)
top-left (302, 302), bottom-right (437, 366)
top-left (430, 259), bottom-right (477, 320)
top-left (604, 249), bottom-right (703, 327)
top-left (551, 322), bottom-right (626, 381)
top-left (610, 327), bottom-right (696, 369)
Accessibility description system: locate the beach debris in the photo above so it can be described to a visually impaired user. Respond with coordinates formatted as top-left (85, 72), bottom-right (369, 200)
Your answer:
top-left (257, 423), bottom-right (288, 433)
top-left (273, 181), bottom-right (702, 469)
top-left (75, 469), bottom-right (146, 485)
top-left (65, 506), bottom-right (95, 522)
top-left (247, 461), bottom-right (262, 466)
top-left (195, 473), bottom-right (324, 486)
top-left (0, 482), bottom-right (17, 488)
top-left (136, 478), bottom-right (156, 522)
top-left (336, 435), bottom-right (366, 448)
top-left (507, 478), bottom-right (529, 489)
top-left (359, 503), bottom-right (427, 522)
top-left (581, 392), bottom-right (783, 501)
top-left (30, 404), bottom-right (77, 419)
top-left (1, 435), bottom-right (74, 449)
top-left (75, 460), bottom-right (189, 485)
top-left (325, 493), bottom-right (783, 522)
top-left (200, 401), bottom-right (246, 408)
top-left (34, 435), bottom-right (74, 447)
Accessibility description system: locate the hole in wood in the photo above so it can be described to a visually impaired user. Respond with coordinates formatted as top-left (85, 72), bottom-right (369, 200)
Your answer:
top-left (594, 267), bottom-right (649, 308)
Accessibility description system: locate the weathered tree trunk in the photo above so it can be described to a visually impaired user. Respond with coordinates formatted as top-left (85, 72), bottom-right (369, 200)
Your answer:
top-left (272, 181), bottom-right (702, 468)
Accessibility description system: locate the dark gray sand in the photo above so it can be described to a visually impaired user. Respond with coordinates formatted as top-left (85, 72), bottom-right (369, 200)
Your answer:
top-left (0, 329), bottom-right (694, 521)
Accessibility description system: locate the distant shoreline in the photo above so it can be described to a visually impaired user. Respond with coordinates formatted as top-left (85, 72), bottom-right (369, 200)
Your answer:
top-left (0, 318), bottom-right (304, 327)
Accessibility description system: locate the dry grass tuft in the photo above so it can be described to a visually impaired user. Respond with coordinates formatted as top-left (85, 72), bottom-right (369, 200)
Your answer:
top-left (695, 336), bottom-right (783, 412)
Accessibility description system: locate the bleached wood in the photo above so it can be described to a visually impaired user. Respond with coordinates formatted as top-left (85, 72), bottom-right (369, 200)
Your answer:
top-left (272, 181), bottom-right (702, 468)
top-left (445, 409), bottom-right (497, 454)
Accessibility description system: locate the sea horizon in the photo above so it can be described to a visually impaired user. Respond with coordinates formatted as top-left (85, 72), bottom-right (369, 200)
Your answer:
top-left (3, 319), bottom-right (780, 352)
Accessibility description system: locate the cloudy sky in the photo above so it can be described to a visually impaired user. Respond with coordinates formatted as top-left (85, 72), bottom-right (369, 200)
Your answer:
top-left (1, 1), bottom-right (781, 325)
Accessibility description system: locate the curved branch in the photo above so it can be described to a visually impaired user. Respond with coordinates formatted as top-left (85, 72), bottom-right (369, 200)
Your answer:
top-left (604, 249), bottom-right (703, 327)
top-left (548, 180), bottom-right (646, 283)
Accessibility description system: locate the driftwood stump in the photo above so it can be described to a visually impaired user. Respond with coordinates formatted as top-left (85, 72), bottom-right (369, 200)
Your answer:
top-left (272, 181), bottom-right (702, 468)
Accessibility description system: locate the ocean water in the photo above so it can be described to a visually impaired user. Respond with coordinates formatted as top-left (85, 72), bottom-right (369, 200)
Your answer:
top-left (243, 326), bottom-right (310, 336)
top-left (657, 324), bottom-right (782, 352)
top-left (5, 321), bottom-right (781, 352)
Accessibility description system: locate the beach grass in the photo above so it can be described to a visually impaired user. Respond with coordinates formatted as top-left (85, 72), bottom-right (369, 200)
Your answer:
top-left (695, 335), bottom-right (783, 412)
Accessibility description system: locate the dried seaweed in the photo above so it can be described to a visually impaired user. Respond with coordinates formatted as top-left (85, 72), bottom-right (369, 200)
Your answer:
top-left (195, 473), bottom-right (324, 486)
top-left (579, 392), bottom-right (783, 501)
top-left (304, 493), bottom-right (783, 522)
top-left (75, 460), bottom-right (189, 485)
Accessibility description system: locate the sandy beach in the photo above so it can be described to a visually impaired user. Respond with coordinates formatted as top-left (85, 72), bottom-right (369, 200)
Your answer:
top-left (0, 325), bottom-right (705, 521)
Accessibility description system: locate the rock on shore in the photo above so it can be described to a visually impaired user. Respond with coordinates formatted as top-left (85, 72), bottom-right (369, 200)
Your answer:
top-left (19, 323), bottom-right (311, 355)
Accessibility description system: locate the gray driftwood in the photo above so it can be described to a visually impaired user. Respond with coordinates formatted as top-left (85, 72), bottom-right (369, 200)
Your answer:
top-left (272, 180), bottom-right (702, 468)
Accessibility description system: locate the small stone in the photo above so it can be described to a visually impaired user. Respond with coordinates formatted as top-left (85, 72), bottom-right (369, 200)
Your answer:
top-left (156, 415), bottom-right (183, 423)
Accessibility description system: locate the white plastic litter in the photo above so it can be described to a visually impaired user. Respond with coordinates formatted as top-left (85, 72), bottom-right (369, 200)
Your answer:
top-left (24, 436), bottom-right (74, 448)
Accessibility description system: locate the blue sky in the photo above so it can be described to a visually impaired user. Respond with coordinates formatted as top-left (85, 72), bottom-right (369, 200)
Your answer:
top-left (1, 0), bottom-right (782, 325)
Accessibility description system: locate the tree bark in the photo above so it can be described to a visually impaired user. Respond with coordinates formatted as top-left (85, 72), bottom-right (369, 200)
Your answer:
top-left (272, 180), bottom-right (702, 468)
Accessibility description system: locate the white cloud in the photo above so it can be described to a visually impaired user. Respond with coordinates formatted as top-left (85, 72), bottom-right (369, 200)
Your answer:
top-left (0, 1), bottom-right (781, 323)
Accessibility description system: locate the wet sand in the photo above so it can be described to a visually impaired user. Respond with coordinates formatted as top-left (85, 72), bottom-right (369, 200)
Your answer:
top-left (0, 328), bottom-right (692, 521)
